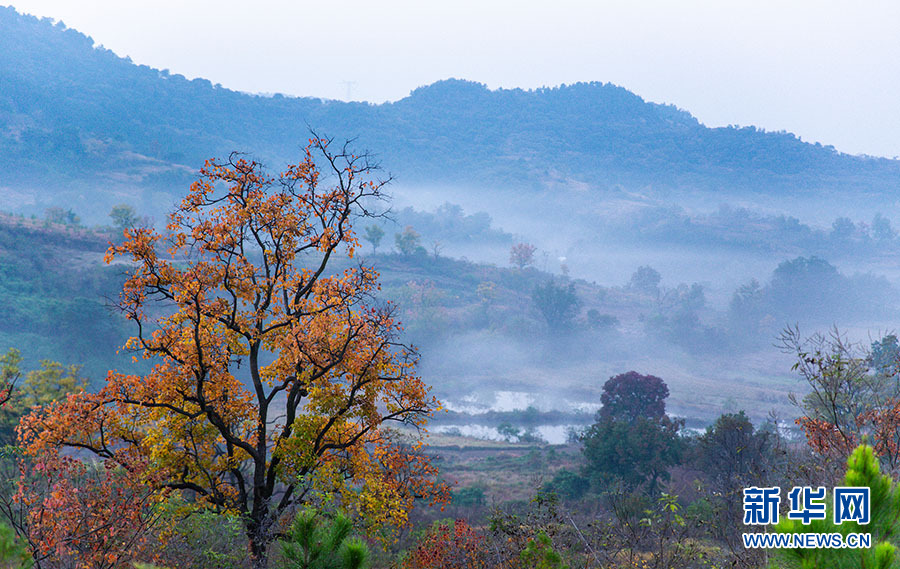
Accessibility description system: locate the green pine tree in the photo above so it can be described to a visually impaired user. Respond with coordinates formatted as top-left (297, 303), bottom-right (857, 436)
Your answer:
top-left (279, 510), bottom-right (369, 569)
top-left (771, 445), bottom-right (900, 568)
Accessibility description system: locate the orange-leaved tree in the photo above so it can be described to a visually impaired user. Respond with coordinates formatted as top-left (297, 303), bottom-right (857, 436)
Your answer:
top-left (782, 326), bottom-right (900, 475)
top-left (508, 242), bottom-right (536, 271)
top-left (15, 451), bottom-right (162, 569)
top-left (18, 138), bottom-right (447, 568)
top-left (402, 519), bottom-right (489, 569)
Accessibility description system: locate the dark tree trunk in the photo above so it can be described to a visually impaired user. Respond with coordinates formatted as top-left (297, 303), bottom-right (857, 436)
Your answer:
top-left (248, 524), bottom-right (270, 569)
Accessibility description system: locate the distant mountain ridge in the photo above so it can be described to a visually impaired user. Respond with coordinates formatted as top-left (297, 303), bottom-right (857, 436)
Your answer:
top-left (2, 5), bottom-right (899, 218)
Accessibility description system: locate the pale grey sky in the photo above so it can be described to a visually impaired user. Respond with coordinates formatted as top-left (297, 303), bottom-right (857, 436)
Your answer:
top-left (7, 0), bottom-right (900, 158)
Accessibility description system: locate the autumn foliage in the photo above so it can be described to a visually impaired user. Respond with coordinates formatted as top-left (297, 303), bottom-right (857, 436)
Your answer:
top-left (16, 138), bottom-right (447, 568)
top-left (16, 454), bottom-right (162, 568)
top-left (783, 327), bottom-right (900, 474)
top-left (798, 400), bottom-right (900, 472)
top-left (402, 520), bottom-right (489, 569)
top-left (509, 243), bottom-right (536, 270)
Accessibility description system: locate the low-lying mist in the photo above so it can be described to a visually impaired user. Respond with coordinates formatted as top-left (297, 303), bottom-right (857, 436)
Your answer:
top-left (371, 181), bottom-right (900, 440)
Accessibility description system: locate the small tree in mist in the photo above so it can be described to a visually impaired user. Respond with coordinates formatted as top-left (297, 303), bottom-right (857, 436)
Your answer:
top-left (395, 225), bottom-right (424, 256)
top-left (509, 243), bottom-right (537, 270)
top-left (830, 216), bottom-right (857, 241)
top-left (627, 266), bottom-right (661, 297)
top-left (872, 213), bottom-right (896, 242)
top-left (768, 256), bottom-right (848, 320)
top-left (109, 204), bottom-right (138, 232)
top-left (44, 207), bottom-right (79, 227)
top-left (363, 224), bottom-right (384, 254)
top-left (586, 309), bottom-right (618, 331)
top-left (532, 280), bottom-right (580, 332)
top-left (728, 278), bottom-right (766, 330)
top-left (870, 334), bottom-right (900, 377)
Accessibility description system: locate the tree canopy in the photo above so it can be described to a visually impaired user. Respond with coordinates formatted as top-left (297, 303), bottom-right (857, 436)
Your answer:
top-left (17, 139), bottom-right (446, 568)
top-left (583, 372), bottom-right (682, 493)
top-left (599, 371), bottom-right (669, 424)
top-left (532, 280), bottom-right (580, 332)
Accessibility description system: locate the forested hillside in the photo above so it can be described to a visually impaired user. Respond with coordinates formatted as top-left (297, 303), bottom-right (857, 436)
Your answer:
top-left (3, 5), bottom-right (900, 225)
top-left (0, 214), bottom-right (135, 379)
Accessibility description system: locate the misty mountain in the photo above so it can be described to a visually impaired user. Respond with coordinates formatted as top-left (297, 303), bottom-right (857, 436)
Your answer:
top-left (3, 5), bottom-right (900, 222)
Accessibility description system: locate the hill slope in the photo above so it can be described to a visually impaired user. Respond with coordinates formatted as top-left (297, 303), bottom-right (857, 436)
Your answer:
top-left (2, 5), bottom-right (899, 222)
